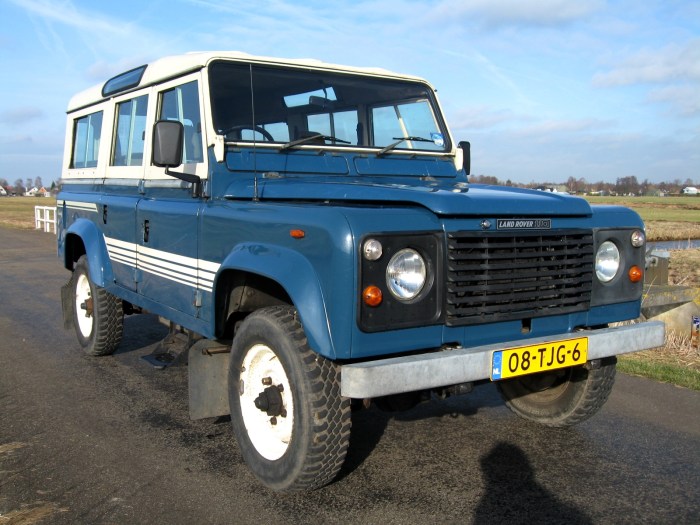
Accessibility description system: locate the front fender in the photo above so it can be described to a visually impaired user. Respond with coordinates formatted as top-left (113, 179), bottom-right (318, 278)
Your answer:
top-left (219, 243), bottom-right (336, 359)
top-left (64, 219), bottom-right (113, 287)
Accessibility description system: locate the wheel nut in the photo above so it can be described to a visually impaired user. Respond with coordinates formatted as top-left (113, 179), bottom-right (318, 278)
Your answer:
top-left (270, 416), bottom-right (277, 425)
top-left (262, 377), bottom-right (272, 386)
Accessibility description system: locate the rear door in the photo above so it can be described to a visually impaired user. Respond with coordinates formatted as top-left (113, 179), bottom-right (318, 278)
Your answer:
top-left (102, 91), bottom-right (150, 292)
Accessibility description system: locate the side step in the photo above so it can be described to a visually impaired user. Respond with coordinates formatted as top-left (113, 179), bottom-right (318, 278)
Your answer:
top-left (142, 321), bottom-right (198, 369)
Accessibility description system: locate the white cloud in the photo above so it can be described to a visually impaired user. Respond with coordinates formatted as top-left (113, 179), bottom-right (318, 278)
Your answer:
top-left (433, 0), bottom-right (603, 28)
top-left (593, 38), bottom-right (700, 87)
top-left (0, 107), bottom-right (45, 125)
top-left (448, 105), bottom-right (531, 132)
top-left (9, 0), bottom-right (134, 38)
top-left (8, 0), bottom-right (170, 73)
top-left (511, 118), bottom-right (613, 138)
top-left (648, 85), bottom-right (700, 117)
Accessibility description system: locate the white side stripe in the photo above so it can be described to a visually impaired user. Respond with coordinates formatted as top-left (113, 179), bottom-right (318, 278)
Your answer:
top-left (104, 236), bottom-right (220, 292)
top-left (63, 200), bottom-right (98, 212)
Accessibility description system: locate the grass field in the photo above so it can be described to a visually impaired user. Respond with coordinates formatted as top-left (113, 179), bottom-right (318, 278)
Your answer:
top-left (0, 196), bottom-right (56, 229)
top-left (585, 195), bottom-right (700, 241)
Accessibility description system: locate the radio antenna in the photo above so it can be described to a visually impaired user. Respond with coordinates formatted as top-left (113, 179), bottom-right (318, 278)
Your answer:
top-left (249, 64), bottom-right (259, 202)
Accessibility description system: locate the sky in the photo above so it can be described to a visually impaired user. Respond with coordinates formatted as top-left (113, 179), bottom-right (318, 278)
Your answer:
top-left (1, 0), bottom-right (699, 186)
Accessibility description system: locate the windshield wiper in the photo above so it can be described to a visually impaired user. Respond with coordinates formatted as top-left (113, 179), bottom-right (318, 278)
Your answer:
top-left (279, 133), bottom-right (351, 152)
top-left (377, 136), bottom-right (435, 157)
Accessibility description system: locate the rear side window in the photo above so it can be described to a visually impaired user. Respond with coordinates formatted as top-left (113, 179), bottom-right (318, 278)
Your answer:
top-left (159, 81), bottom-right (203, 164)
top-left (71, 111), bottom-right (103, 168)
top-left (112, 94), bottom-right (148, 166)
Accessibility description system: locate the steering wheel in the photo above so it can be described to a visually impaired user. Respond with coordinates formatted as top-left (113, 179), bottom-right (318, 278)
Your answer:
top-left (219, 124), bottom-right (274, 142)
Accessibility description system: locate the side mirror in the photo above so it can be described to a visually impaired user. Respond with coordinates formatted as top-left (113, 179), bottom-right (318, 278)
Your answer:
top-left (152, 120), bottom-right (183, 168)
top-left (152, 120), bottom-right (202, 197)
top-left (458, 140), bottom-right (471, 175)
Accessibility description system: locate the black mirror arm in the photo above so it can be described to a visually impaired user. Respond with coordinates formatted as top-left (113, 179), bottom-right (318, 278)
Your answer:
top-left (458, 140), bottom-right (471, 175)
top-left (165, 168), bottom-right (202, 198)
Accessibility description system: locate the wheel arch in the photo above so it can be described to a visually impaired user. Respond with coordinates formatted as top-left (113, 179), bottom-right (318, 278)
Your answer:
top-left (63, 219), bottom-right (113, 287)
top-left (214, 243), bottom-right (337, 359)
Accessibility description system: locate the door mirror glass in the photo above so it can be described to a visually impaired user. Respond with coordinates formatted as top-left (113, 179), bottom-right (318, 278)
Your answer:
top-left (152, 120), bottom-right (184, 168)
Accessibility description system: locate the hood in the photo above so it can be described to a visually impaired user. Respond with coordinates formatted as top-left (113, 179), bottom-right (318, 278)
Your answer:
top-left (223, 178), bottom-right (592, 217)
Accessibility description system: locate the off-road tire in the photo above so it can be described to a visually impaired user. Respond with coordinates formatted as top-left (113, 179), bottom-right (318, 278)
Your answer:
top-left (497, 357), bottom-right (617, 427)
top-left (228, 306), bottom-right (351, 492)
top-left (71, 255), bottom-right (123, 356)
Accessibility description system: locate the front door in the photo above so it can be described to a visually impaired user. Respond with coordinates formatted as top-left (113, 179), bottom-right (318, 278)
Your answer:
top-left (136, 76), bottom-right (207, 319)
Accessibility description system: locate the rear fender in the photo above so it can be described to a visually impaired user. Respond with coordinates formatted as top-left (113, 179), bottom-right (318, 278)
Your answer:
top-left (64, 218), bottom-right (113, 288)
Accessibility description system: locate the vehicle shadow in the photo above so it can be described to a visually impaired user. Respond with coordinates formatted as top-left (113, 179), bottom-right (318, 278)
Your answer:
top-left (114, 313), bottom-right (169, 355)
top-left (472, 442), bottom-right (592, 524)
top-left (339, 386), bottom-right (502, 481)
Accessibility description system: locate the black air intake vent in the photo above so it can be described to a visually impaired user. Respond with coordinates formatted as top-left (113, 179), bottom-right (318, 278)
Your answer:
top-left (445, 230), bottom-right (594, 326)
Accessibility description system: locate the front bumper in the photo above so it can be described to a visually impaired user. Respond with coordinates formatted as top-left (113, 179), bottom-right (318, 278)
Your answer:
top-left (340, 321), bottom-right (665, 398)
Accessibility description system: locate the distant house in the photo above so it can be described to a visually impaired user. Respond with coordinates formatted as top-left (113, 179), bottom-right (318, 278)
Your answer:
top-left (682, 186), bottom-right (699, 195)
top-left (24, 186), bottom-right (50, 197)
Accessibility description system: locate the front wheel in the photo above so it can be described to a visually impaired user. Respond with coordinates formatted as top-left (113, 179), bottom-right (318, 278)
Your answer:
top-left (228, 306), bottom-right (351, 492)
top-left (71, 255), bottom-right (123, 356)
top-left (497, 357), bottom-right (617, 427)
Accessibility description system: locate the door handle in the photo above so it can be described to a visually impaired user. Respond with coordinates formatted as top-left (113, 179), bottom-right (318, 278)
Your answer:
top-left (143, 219), bottom-right (150, 243)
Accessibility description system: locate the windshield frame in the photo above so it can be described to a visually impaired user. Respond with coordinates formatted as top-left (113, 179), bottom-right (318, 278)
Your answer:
top-left (207, 59), bottom-right (453, 156)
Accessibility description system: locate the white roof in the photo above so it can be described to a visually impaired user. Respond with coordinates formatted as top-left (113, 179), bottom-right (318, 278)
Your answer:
top-left (67, 51), bottom-right (430, 112)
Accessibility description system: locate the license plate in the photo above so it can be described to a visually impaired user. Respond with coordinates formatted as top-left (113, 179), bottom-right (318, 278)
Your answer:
top-left (491, 337), bottom-right (588, 381)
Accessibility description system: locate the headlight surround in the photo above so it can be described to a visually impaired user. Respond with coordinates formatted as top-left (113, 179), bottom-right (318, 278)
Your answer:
top-left (386, 248), bottom-right (427, 300)
top-left (595, 240), bottom-right (620, 282)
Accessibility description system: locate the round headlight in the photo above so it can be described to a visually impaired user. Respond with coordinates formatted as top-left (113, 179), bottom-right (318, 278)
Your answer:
top-left (595, 241), bottom-right (620, 282)
top-left (386, 249), bottom-right (427, 300)
top-left (630, 229), bottom-right (645, 248)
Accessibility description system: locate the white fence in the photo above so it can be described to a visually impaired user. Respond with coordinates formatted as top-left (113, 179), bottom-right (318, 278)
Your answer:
top-left (35, 206), bottom-right (56, 234)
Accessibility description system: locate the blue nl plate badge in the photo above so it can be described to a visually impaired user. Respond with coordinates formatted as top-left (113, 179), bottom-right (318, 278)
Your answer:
top-left (492, 351), bottom-right (503, 380)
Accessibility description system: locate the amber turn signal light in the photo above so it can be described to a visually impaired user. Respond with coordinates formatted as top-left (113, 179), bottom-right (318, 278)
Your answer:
top-left (363, 285), bottom-right (383, 307)
top-left (290, 229), bottom-right (305, 239)
top-left (628, 265), bottom-right (643, 283)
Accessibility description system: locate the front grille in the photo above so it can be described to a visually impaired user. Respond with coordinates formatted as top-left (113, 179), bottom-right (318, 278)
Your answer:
top-left (445, 230), bottom-right (594, 326)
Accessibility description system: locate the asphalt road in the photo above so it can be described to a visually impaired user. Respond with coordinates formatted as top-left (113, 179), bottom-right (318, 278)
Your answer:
top-left (1, 228), bottom-right (698, 525)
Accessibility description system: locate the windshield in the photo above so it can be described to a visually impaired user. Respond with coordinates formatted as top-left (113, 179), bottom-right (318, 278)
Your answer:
top-left (208, 61), bottom-right (449, 153)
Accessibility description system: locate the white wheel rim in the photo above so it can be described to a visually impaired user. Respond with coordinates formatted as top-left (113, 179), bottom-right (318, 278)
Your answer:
top-left (74, 273), bottom-right (94, 338)
top-left (239, 343), bottom-right (294, 460)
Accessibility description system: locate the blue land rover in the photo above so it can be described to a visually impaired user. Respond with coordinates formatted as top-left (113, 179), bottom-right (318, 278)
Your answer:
top-left (58, 52), bottom-right (664, 492)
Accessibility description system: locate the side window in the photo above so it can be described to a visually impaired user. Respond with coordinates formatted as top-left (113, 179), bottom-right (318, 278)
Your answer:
top-left (71, 111), bottom-right (103, 168)
top-left (159, 81), bottom-right (203, 164)
top-left (112, 95), bottom-right (148, 166)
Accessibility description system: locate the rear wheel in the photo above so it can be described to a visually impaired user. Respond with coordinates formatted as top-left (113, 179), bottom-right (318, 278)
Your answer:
top-left (228, 306), bottom-right (351, 492)
top-left (497, 358), bottom-right (617, 427)
top-left (71, 255), bottom-right (123, 356)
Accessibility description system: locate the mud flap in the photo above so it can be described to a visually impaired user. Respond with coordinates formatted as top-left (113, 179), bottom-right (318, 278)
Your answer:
top-left (61, 280), bottom-right (74, 330)
top-left (188, 339), bottom-right (231, 420)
